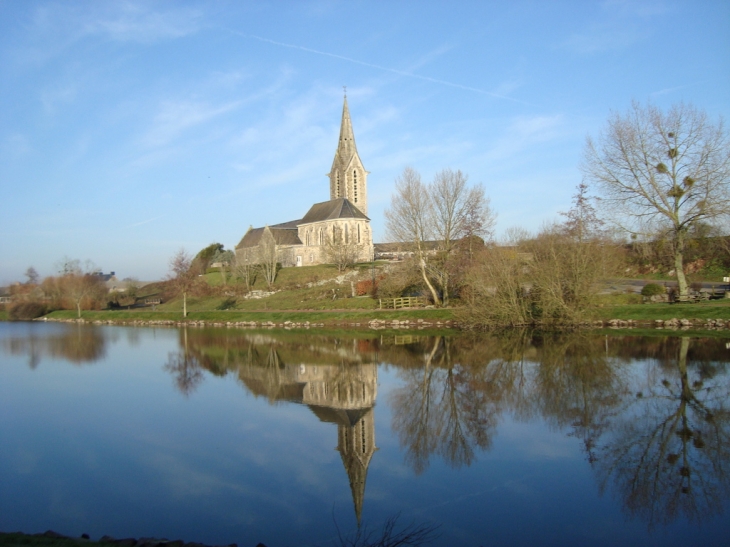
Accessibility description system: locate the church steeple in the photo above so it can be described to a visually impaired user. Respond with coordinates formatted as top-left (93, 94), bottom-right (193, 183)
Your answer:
top-left (328, 94), bottom-right (369, 215)
top-left (338, 95), bottom-right (357, 160)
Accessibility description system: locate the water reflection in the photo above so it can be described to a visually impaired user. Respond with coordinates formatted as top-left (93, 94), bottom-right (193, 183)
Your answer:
top-left (4, 324), bottom-right (727, 535)
top-left (1, 324), bottom-right (107, 367)
top-left (169, 328), bottom-right (729, 529)
top-left (595, 336), bottom-right (730, 526)
top-left (170, 329), bottom-right (379, 524)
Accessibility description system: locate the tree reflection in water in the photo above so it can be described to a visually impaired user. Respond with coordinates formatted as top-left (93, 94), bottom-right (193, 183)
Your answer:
top-left (164, 328), bottom-right (730, 529)
top-left (1, 324), bottom-right (107, 367)
top-left (594, 336), bottom-right (730, 527)
top-left (164, 328), bottom-right (204, 397)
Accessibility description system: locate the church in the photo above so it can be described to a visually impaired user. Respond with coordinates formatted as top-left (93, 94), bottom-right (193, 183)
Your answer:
top-left (235, 96), bottom-right (374, 267)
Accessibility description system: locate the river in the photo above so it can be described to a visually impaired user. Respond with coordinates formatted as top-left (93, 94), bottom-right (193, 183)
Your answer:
top-left (1, 322), bottom-right (728, 546)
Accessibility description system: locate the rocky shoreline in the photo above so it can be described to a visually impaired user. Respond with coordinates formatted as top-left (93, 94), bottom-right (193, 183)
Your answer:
top-left (0, 531), bottom-right (265, 547)
top-left (32, 316), bottom-right (730, 331)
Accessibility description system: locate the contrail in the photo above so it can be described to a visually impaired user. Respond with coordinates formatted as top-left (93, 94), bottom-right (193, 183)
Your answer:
top-left (230, 30), bottom-right (533, 106)
top-left (126, 215), bottom-right (165, 228)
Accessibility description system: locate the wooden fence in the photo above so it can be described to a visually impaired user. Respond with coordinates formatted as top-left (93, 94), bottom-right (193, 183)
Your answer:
top-left (379, 297), bottom-right (426, 310)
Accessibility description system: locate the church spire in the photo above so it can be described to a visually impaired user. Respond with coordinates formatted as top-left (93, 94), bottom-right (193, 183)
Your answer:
top-left (337, 94), bottom-right (357, 162)
top-left (328, 93), bottom-right (369, 215)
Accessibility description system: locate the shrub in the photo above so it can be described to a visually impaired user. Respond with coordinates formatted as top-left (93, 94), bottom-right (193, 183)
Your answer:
top-left (641, 283), bottom-right (665, 297)
top-left (8, 301), bottom-right (48, 320)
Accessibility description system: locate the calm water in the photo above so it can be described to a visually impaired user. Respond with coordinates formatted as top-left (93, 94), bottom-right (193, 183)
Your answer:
top-left (1, 323), bottom-right (728, 547)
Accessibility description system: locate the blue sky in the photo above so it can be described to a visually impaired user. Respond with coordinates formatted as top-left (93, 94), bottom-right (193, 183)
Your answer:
top-left (1, 0), bottom-right (728, 283)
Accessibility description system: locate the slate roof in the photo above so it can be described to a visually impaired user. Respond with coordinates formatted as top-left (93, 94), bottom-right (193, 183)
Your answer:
top-left (236, 225), bottom-right (302, 249)
top-left (300, 197), bottom-right (369, 224)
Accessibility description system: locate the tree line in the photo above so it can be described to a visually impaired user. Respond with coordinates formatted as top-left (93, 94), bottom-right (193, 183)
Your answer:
top-left (380, 101), bottom-right (730, 326)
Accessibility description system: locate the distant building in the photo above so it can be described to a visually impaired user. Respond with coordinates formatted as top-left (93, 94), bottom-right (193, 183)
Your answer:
top-left (235, 96), bottom-right (374, 267)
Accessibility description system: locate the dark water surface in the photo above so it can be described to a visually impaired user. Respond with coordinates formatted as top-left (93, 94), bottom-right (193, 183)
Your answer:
top-left (1, 322), bottom-right (729, 547)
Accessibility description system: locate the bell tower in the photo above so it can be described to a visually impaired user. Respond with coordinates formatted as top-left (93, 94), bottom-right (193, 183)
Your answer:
top-left (327, 93), bottom-right (369, 215)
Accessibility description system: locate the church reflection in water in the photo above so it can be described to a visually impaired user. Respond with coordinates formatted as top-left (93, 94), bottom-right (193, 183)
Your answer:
top-left (167, 331), bottom-right (381, 523)
top-left (237, 341), bottom-right (378, 524)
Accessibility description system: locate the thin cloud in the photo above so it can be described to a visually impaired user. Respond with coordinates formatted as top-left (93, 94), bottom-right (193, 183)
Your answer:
top-left (230, 30), bottom-right (533, 106)
top-left (651, 81), bottom-right (708, 96)
top-left (126, 215), bottom-right (166, 228)
top-left (141, 99), bottom-right (242, 148)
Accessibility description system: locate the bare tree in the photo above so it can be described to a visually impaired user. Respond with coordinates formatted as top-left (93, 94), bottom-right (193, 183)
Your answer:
top-left (50, 259), bottom-right (107, 319)
top-left (257, 228), bottom-right (279, 287)
top-left (385, 167), bottom-right (495, 306)
top-left (168, 249), bottom-right (196, 317)
top-left (385, 168), bottom-right (441, 305)
top-left (582, 101), bottom-right (730, 298)
top-left (233, 252), bottom-right (257, 292)
top-left (323, 225), bottom-right (362, 272)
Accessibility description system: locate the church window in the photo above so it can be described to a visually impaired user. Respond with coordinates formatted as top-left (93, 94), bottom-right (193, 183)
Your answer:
top-left (345, 224), bottom-right (349, 243)
top-left (353, 170), bottom-right (358, 202)
top-left (336, 172), bottom-right (340, 197)
top-left (357, 224), bottom-right (361, 243)
top-left (319, 229), bottom-right (323, 245)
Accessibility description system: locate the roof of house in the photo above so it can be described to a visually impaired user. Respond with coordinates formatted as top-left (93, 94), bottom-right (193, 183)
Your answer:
top-left (236, 225), bottom-right (303, 249)
top-left (300, 197), bottom-right (369, 224)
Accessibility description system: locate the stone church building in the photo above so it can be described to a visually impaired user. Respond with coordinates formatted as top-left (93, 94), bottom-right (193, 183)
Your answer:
top-left (235, 97), bottom-right (374, 267)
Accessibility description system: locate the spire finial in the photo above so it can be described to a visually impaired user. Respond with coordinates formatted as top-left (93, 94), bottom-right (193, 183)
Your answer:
top-left (343, 85), bottom-right (347, 98)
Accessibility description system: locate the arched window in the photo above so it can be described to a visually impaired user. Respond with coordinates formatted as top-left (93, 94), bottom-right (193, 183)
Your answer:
top-left (319, 229), bottom-right (323, 245)
top-left (357, 224), bottom-right (361, 243)
top-left (336, 172), bottom-right (340, 197)
top-left (345, 224), bottom-right (349, 243)
top-left (353, 170), bottom-right (358, 203)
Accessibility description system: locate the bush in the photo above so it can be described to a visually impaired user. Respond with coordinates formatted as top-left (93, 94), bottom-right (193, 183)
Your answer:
top-left (8, 301), bottom-right (48, 320)
top-left (641, 283), bottom-right (665, 297)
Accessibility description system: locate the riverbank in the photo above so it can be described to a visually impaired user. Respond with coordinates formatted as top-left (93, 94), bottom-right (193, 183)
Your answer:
top-left (26, 307), bottom-right (730, 333)
top-left (0, 532), bottom-right (260, 547)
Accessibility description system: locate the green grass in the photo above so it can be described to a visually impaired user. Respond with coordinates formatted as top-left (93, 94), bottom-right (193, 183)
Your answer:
top-left (0, 310), bottom-right (7, 321)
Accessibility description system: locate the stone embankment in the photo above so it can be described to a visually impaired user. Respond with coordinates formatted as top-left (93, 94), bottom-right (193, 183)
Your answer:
top-left (37, 317), bottom-right (456, 330)
top-left (35, 316), bottom-right (730, 330)
top-left (602, 318), bottom-right (730, 330)
top-left (0, 531), bottom-right (266, 547)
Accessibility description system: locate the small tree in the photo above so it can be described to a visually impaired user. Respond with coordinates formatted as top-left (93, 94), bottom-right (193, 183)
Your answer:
top-left (257, 229), bottom-right (279, 287)
top-left (323, 225), bottom-right (362, 272)
top-left (193, 242), bottom-right (224, 273)
top-left (24, 266), bottom-right (39, 285)
top-left (233, 252), bottom-right (257, 292)
top-left (169, 249), bottom-right (196, 317)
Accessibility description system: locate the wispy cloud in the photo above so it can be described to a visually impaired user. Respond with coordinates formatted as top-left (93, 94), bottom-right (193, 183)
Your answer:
top-left (484, 114), bottom-right (565, 163)
top-left (141, 99), bottom-right (242, 148)
top-left (81, 3), bottom-right (202, 44)
top-left (562, 25), bottom-right (644, 55)
top-left (125, 215), bottom-right (165, 229)
top-left (651, 81), bottom-right (708, 97)
top-left (230, 31), bottom-right (533, 106)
